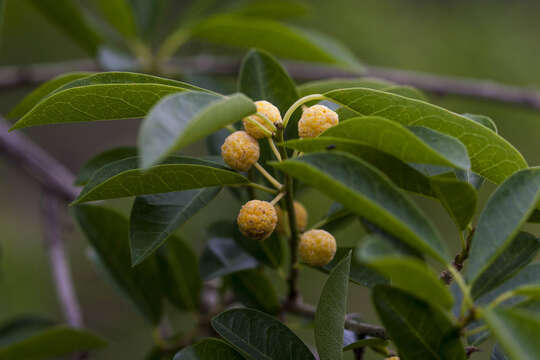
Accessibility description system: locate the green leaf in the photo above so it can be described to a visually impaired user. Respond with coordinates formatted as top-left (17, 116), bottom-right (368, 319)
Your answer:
top-left (156, 236), bottom-right (201, 311)
top-left (514, 284), bottom-right (540, 299)
top-left (298, 78), bottom-right (393, 96)
top-left (272, 152), bottom-right (448, 263)
top-left (284, 137), bottom-right (477, 229)
top-left (191, 15), bottom-right (361, 70)
top-left (73, 204), bottom-right (163, 323)
top-left (381, 85), bottom-right (428, 101)
top-left (0, 325), bottom-right (105, 360)
top-left (10, 72), bottom-right (208, 130)
top-left (173, 338), bottom-right (244, 360)
top-left (359, 240), bottom-right (453, 309)
top-left (491, 344), bottom-right (508, 360)
top-left (75, 146), bottom-right (138, 186)
top-left (8, 72), bottom-right (91, 119)
top-left (478, 263), bottom-right (540, 306)
top-left (471, 232), bottom-right (539, 299)
top-left (238, 49), bottom-right (298, 114)
top-left (315, 252), bottom-right (351, 360)
top-left (232, 0), bottom-right (309, 19)
top-left (97, 0), bottom-right (137, 39)
top-left (319, 204), bottom-right (356, 233)
top-left (463, 113), bottom-right (498, 133)
top-left (211, 308), bottom-right (315, 360)
top-left (27, 0), bottom-right (101, 55)
top-left (320, 116), bottom-right (470, 170)
top-left (73, 156), bottom-right (248, 204)
top-left (483, 307), bottom-right (540, 360)
top-left (320, 247), bottom-right (387, 287)
top-left (343, 337), bottom-right (389, 352)
top-left (323, 88), bottom-right (527, 184)
top-left (229, 269), bottom-right (280, 314)
top-left (199, 237), bottom-right (258, 281)
top-left (528, 210), bottom-right (540, 223)
top-left (139, 92), bottom-right (256, 168)
top-left (0, 317), bottom-right (56, 347)
top-left (373, 285), bottom-right (466, 360)
top-left (466, 167), bottom-right (540, 286)
top-left (130, 187), bottom-right (220, 265)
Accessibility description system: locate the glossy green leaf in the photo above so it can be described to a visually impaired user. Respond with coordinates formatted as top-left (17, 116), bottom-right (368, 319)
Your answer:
top-left (211, 308), bottom-right (315, 360)
top-left (130, 187), bottom-right (220, 265)
top-left (463, 113), bottom-right (498, 133)
top-left (73, 156), bottom-right (248, 204)
top-left (323, 88), bottom-right (527, 183)
top-left (319, 247), bottom-right (387, 287)
top-left (97, 0), bottom-right (137, 39)
top-left (272, 152), bottom-right (448, 263)
top-left (373, 285), bottom-right (466, 360)
top-left (315, 252), bottom-right (351, 360)
top-left (381, 85), bottom-right (428, 101)
top-left (157, 236), bottom-right (201, 311)
top-left (192, 15), bottom-right (361, 70)
top-left (229, 269), bottom-right (280, 314)
top-left (359, 240), bottom-right (453, 309)
top-left (173, 338), bottom-right (244, 360)
top-left (139, 92), bottom-right (255, 168)
top-left (466, 167), bottom-right (540, 286)
top-left (319, 204), bottom-right (356, 233)
top-left (478, 263), bottom-right (540, 306)
top-left (199, 237), bottom-right (258, 281)
top-left (238, 49), bottom-right (298, 114)
top-left (483, 307), bottom-right (540, 360)
top-left (73, 205), bottom-right (163, 323)
top-left (74, 146), bottom-right (138, 186)
top-left (232, 0), bottom-right (309, 19)
top-left (343, 337), bottom-right (388, 352)
top-left (471, 232), bottom-right (539, 299)
top-left (321, 117), bottom-right (470, 170)
top-left (8, 72), bottom-right (91, 119)
top-left (0, 325), bottom-right (105, 360)
top-left (298, 78), bottom-right (393, 96)
top-left (514, 284), bottom-right (540, 299)
top-left (0, 317), bottom-right (55, 347)
top-left (284, 137), bottom-right (476, 229)
top-left (28, 0), bottom-right (101, 55)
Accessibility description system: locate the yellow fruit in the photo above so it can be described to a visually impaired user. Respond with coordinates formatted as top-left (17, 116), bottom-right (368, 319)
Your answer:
top-left (386, 357), bottom-right (400, 360)
top-left (237, 200), bottom-right (278, 240)
top-left (298, 104), bottom-right (339, 138)
top-left (243, 100), bottom-right (282, 139)
top-left (276, 201), bottom-right (308, 234)
top-left (298, 229), bottom-right (337, 266)
top-left (221, 131), bottom-right (260, 171)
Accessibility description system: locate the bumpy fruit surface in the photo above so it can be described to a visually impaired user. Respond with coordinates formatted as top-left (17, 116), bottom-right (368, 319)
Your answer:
top-left (298, 104), bottom-right (339, 138)
top-left (242, 100), bottom-right (282, 139)
top-left (237, 200), bottom-right (278, 240)
top-left (221, 131), bottom-right (260, 172)
top-left (298, 229), bottom-right (337, 266)
top-left (276, 201), bottom-right (308, 234)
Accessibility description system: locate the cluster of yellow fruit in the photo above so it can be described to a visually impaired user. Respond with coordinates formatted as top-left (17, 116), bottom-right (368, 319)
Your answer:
top-left (221, 100), bottom-right (339, 267)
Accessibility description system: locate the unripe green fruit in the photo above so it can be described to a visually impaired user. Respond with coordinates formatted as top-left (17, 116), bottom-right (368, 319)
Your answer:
top-left (298, 104), bottom-right (339, 138)
top-left (221, 131), bottom-right (260, 172)
top-left (243, 100), bottom-right (282, 139)
top-left (237, 200), bottom-right (278, 240)
top-left (298, 229), bottom-right (337, 266)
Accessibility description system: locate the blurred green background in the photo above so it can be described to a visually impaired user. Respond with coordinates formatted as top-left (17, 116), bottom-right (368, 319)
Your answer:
top-left (1, 0), bottom-right (539, 359)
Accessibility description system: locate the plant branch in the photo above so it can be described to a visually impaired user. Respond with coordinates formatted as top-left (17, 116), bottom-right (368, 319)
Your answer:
top-left (283, 301), bottom-right (388, 339)
top-left (3, 57), bottom-right (540, 111)
top-left (41, 191), bottom-right (83, 328)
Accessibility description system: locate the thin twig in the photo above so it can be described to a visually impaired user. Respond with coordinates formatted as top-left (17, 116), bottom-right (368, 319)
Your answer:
top-left (2, 57), bottom-right (540, 110)
top-left (41, 191), bottom-right (83, 327)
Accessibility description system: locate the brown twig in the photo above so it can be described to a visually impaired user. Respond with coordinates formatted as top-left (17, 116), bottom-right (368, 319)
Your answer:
top-left (2, 57), bottom-right (540, 110)
top-left (440, 228), bottom-right (475, 285)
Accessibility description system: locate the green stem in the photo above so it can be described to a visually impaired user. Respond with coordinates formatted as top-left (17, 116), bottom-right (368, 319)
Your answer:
top-left (448, 266), bottom-right (474, 311)
top-left (244, 183), bottom-right (278, 194)
top-left (276, 129), bottom-right (300, 302)
top-left (282, 94), bottom-right (325, 128)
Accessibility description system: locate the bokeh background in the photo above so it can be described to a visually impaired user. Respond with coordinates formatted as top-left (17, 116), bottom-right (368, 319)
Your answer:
top-left (1, 1), bottom-right (539, 359)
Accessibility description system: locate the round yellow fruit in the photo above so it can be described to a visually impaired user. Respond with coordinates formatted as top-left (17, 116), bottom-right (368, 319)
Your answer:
top-left (243, 100), bottom-right (282, 139)
top-left (237, 200), bottom-right (278, 240)
top-left (221, 131), bottom-right (260, 172)
top-left (276, 201), bottom-right (308, 234)
top-left (298, 229), bottom-right (337, 266)
top-left (298, 104), bottom-right (339, 138)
